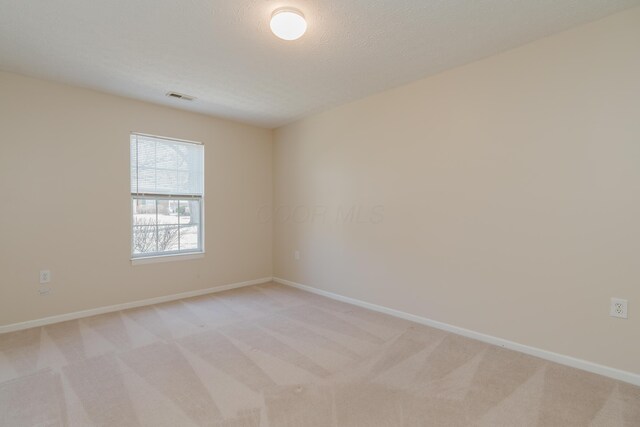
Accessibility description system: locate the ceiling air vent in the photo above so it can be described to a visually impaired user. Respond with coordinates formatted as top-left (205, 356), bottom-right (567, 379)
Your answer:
top-left (165, 91), bottom-right (196, 101)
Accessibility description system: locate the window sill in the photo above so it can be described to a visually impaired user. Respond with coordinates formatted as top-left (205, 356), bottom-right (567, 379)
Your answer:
top-left (131, 252), bottom-right (205, 265)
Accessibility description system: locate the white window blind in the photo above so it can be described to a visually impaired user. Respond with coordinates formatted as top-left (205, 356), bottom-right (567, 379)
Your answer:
top-left (130, 133), bottom-right (204, 259)
top-left (131, 134), bottom-right (204, 196)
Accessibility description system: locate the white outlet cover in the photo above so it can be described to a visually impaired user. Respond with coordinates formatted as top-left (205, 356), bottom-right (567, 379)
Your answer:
top-left (610, 297), bottom-right (628, 319)
top-left (294, 250), bottom-right (300, 260)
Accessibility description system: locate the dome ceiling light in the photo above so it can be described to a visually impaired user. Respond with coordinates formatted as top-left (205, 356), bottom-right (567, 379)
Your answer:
top-left (270, 8), bottom-right (307, 41)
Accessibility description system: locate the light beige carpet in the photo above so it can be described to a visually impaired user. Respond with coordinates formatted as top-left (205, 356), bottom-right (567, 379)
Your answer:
top-left (1, 282), bottom-right (638, 426)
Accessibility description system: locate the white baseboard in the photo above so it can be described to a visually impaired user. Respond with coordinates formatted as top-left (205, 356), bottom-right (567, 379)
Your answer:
top-left (0, 277), bottom-right (273, 334)
top-left (273, 277), bottom-right (640, 387)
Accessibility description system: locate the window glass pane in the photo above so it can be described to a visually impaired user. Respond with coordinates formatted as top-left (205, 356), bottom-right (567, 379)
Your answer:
top-left (132, 197), bottom-right (202, 257)
top-left (133, 226), bottom-right (157, 255)
top-left (178, 200), bottom-right (198, 225)
top-left (157, 200), bottom-right (179, 225)
top-left (133, 199), bottom-right (157, 222)
top-left (133, 199), bottom-right (158, 255)
top-left (157, 225), bottom-right (180, 253)
top-left (179, 225), bottom-right (200, 251)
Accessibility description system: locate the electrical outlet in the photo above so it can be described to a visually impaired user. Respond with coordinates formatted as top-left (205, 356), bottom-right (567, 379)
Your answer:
top-left (38, 287), bottom-right (52, 296)
top-left (40, 270), bottom-right (51, 284)
top-left (294, 250), bottom-right (300, 260)
top-left (610, 298), bottom-right (628, 319)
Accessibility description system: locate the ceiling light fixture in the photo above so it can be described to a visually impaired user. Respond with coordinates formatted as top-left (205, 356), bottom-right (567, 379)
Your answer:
top-left (270, 8), bottom-right (307, 41)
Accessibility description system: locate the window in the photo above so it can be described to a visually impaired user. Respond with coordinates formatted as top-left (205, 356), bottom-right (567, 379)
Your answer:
top-left (130, 133), bottom-right (204, 259)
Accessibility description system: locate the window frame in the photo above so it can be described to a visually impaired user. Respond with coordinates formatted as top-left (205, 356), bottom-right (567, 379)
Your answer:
top-left (129, 132), bottom-right (205, 263)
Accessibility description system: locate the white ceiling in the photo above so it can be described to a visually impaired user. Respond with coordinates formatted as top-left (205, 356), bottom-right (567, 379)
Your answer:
top-left (1, 0), bottom-right (638, 128)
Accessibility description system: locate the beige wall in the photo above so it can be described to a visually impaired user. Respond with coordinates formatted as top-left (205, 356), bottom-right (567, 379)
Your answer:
top-left (274, 8), bottom-right (640, 374)
top-left (0, 71), bottom-right (272, 326)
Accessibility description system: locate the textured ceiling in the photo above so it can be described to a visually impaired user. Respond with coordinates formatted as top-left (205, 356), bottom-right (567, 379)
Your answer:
top-left (1, 0), bottom-right (638, 128)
